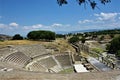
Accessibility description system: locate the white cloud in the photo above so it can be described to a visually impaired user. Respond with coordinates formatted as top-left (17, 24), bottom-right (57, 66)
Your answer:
top-left (23, 24), bottom-right (44, 30)
top-left (22, 23), bottom-right (72, 33)
top-left (94, 12), bottom-right (119, 21)
top-left (32, 24), bottom-right (43, 29)
top-left (51, 23), bottom-right (63, 27)
top-left (49, 23), bottom-right (72, 32)
top-left (9, 22), bottom-right (19, 27)
top-left (0, 23), bottom-right (21, 35)
top-left (78, 19), bottom-right (93, 24)
top-left (77, 12), bottom-right (120, 30)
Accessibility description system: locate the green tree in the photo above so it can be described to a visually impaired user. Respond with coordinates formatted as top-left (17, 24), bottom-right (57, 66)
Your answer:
top-left (81, 36), bottom-right (86, 43)
top-left (109, 34), bottom-right (114, 39)
top-left (27, 31), bottom-right (37, 40)
top-left (57, 0), bottom-right (111, 9)
top-left (68, 36), bottom-right (80, 43)
top-left (100, 35), bottom-right (104, 40)
top-left (116, 50), bottom-right (120, 59)
top-left (12, 34), bottom-right (23, 40)
top-left (107, 36), bottom-right (120, 57)
top-left (106, 44), bottom-right (110, 51)
top-left (27, 30), bottom-right (55, 41)
top-left (56, 34), bottom-right (65, 38)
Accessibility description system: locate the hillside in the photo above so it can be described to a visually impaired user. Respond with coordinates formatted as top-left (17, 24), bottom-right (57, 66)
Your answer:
top-left (0, 34), bottom-right (12, 41)
top-left (0, 39), bottom-right (75, 53)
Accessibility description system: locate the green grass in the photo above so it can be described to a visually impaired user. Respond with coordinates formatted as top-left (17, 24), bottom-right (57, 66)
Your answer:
top-left (89, 52), bottom-right (99, 58)
top-left (91, 48), bottom-right (104, 54)
top-left (59, 68), bottom-right (74, 73)
top-left (0, 40), bottom-right (4, 42)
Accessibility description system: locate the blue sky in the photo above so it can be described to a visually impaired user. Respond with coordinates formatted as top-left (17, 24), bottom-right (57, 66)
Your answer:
top-left (0, 0), bottom-right (120, 36)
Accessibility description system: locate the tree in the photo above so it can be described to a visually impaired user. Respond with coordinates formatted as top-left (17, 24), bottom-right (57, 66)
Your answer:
top-left (106, 36), bottom-right (120, 57)
top-left (68, 36), bottom-right (80, 43)
top-left (12, 34), bottom-right (23, 40)
top-left (57, 0), bottom-right (111, 9)
top-left (116, 50), bottom-right (120, 59)
top-left (56, 34), bottom-right (65, 38)
top-left (109, 34), bottom-right (114, 39)
top-left (27, 30), bottom-right (56, 41)
top-left (81, 36), bottom-right (86, 43)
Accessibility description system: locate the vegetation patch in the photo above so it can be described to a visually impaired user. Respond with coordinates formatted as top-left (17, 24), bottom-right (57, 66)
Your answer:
top-left (0, 40), bottom-right (4, 42)
top-left (12, 34), bottom-right (23, 40)
top-left (27, 30), bottom-right (55, 41)
top-left (59, 68), bottom-right (74, 73)
top-left (0, 39), bottom-right (75, 53)
top-left (89, 52), bottom-right (99, 58)
top-left (91, 48), bottom-right (104, 54)
top-left (68, 36), bottom-right (80, 43)
top-left (106, 36), bottom-right (120, 58)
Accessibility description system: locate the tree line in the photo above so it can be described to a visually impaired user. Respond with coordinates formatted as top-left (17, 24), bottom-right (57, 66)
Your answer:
top-left (12, 30), bottom-right (56, 41)
top-left (88, 29), bottom-right (120, 35)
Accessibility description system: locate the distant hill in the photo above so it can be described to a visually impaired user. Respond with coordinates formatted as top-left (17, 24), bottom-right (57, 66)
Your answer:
top-left (69, 29), bottom-right (100, 34)
top-left (56, 29), bottom-right (103, 34)
top-left (56, 28), bottom-right (120, 34)
top-left (0, 34), bottom-right (12, 41)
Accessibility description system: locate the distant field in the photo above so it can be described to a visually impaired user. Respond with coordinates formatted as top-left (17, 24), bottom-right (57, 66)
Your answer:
top-left (0, 40), bottom-right (42, 45)
top-left (0, 39), bottom-right (75, 53)
top-left (0, 40), bottom-right (41, 49)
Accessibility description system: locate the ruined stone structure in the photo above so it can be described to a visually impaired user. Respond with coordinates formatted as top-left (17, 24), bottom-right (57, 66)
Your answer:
top-left (0, 45), bottom-right (73, 73)
top-left (0, 44), bottom-right (120, 80)
top-left (72, 42), bottom-right (118, 70)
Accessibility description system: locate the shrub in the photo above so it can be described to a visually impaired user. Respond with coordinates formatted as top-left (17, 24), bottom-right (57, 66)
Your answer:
top-left (12, 34), bottom-right (23, 40)
top-left (107, 36), bottom-right (120, 58)
top-left (68, 36), bottom-right (79, 43)
top-left (81, 36), bottom-right (86, 43)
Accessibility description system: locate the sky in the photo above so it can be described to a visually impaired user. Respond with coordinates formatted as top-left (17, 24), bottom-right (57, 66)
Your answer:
top-left (0, 0), bottom-right (120, 36)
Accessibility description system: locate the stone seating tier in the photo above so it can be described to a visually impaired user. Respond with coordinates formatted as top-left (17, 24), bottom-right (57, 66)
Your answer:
top-left (55, 54), bottom-right (72, 68)
top-left (3, 52), bottom-right (31, 67)
top-left (13, 45), bottom-right (47, 58)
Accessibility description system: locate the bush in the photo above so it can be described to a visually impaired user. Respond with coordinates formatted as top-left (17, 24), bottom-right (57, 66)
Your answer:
top-left (107, 36), bottom-right (120, 54)
top-left (81, 36), bottom-right (86, 43)
top-left (116, 50), bottom-right (120, 58)
top-left (12, 34), bottom-right (23, 40)
top-left (107, 36), bottom-right (120, 58)
top-left (92, 48), bottom-right (104, 54)
top-left (68, 36), bottom-right (79, 43)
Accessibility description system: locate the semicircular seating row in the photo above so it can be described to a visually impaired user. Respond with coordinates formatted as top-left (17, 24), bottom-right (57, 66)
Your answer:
top-left (3, 52), bottom-right (31, 68)
top-left (2, 50), bottom-right (72, 73)
top-left (13, 45), bottom-right (47, 58)
top-left (28, 54), bottom-right (72, 73)
top-left (0, 47), bottom-right (16, 59)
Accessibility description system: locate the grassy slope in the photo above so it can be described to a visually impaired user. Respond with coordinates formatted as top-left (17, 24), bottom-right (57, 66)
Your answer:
top-left (0, 39), bottom-right (75, 53)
